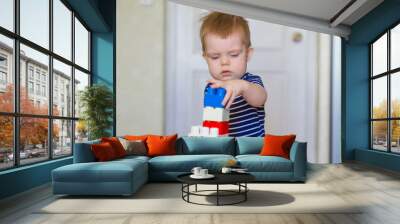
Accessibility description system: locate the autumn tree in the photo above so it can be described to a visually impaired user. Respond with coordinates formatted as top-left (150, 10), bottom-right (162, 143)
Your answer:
top-left (0, 84), bottom-right (60, 152)
top-left (372, 99), bottom-right (400, 143)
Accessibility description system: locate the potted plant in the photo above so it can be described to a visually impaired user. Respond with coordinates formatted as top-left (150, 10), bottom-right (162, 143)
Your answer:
top-left (79, 84), bottom-right (113, 140)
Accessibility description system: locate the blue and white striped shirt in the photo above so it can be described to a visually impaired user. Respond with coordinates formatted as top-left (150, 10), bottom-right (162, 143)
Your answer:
top-left (228, 73), bottom-right (265, 137)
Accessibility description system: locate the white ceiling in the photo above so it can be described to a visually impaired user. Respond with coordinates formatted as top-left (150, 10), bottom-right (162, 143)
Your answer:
top-left (169, 0), bottom-right (384, 38)
top-left (228, 0), bottom-right (353, 23)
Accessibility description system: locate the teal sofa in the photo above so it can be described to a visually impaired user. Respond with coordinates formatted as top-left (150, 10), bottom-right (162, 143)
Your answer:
top-left (52, 137), bottom-right (307, 196)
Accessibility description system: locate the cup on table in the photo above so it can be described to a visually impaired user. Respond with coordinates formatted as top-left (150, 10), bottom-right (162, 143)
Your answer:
top-left (200, 168), bottom-right (208, 176)
top-left (221, 167), bottom-right (232, 174)
top-left (191, 167), bottom-right (202, 176)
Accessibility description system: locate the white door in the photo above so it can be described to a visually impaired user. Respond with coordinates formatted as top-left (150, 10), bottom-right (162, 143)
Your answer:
top-left (166, 2), bottom-right (317, 153)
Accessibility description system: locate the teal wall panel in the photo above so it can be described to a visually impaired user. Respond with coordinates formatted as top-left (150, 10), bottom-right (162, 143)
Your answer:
top-left (91, 32), bottom-right (114, 135)
top-left (355, 149), bottom-right (400, 172)
top-left (344, 0), bottom-right (400, 172)
top-left (92, 33), bottom-right (113, 88)
top-left (0, 158), bottom-right (72, 199)
top-left (344, 44), bottom-right (369, 159)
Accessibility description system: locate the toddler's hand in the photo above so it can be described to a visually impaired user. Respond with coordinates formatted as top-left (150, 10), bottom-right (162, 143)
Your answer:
top-left (207, 79), bottom-right (249, 109)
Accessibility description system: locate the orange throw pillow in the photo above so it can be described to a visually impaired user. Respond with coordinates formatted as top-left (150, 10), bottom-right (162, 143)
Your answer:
top-left (260, 134), bottom-right (296, 159)
top-left (146, 134), bottom-right (178, 157)
top-left (124, 135), bottom-right (148, 141)
top-left (91, 142), bottom-right (117, 161)
top-left (101, 137), bottom-right (127, 158)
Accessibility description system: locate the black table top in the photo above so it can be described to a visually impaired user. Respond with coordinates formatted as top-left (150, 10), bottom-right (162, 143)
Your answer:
top-left (177, 172), bottom-right (255, 185)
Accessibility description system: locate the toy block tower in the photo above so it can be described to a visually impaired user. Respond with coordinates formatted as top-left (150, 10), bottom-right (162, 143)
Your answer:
top-left (189, 85), bottom-right (229, 137)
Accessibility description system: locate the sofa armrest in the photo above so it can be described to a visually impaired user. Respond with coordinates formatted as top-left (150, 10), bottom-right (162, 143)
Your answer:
top-left (73, 140), bottom-right (100, 163)
top-left (289, 142), bottom-right (307, 181)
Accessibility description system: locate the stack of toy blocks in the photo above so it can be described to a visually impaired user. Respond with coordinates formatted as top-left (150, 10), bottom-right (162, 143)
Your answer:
top-left (189, 86), bottom-right (229, 137)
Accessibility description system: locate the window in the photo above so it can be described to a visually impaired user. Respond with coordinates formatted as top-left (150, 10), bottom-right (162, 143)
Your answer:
top-left (28, 81), bottom-right (34, 94)
top-left (0, 71), bottom-right (6, 84)
top-left (75, 18), bottom-right (89, 70)
top-left (0, 0), bottom-right (91, 170)
top-left (20, 0), bottom-right (49, 49)
top-left (0, 54), bottom-right (7, 87)
top-left (0, 55), bottom-right (7, 67)
top-left (35, 70), bottom-right (40, 81)
top-left (41, 73), bottom-right (46, 82)
top-left (371, 23), bottom-right (400, 154)
top-left (0, 116), bottom-right (13, 170)
top-left (53, 0), bottom-right (72, 60)
top-left (53, 59), bottom-right (71, 117)
top-left (74, 69), bottom-right (89, 118)
top-left (42, 85), bottom-right (46, 97)
top-left (53, 119), bottom-right (72, 158)
top-left (0, 34), bottom-right (13, 113)
top-left (28, 67), bottom-right (34, 80)
top-left (35, 83), bottom-right (40, 95)
top-left (0, 0), bottom-right (13, 32)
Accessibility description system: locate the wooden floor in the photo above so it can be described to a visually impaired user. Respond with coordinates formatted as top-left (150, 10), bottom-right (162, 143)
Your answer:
top-left (1, 162), bottom-right (400, 224)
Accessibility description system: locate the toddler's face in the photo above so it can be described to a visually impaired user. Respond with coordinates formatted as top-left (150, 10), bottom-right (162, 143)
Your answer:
top-left (203, 31), bottom-right (252, 81)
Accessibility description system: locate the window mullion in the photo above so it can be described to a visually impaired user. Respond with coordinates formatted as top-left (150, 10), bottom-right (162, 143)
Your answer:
top-left (370, 45), bottom-right (373, 149)
top-left (13, 0), bottom-right (20, 167)
top-left (388, 30), bottom-right (391, 152)
top-left (48, 0), bottom-right (54, 160)
top-left (71, 10), bottom-right (76, 154)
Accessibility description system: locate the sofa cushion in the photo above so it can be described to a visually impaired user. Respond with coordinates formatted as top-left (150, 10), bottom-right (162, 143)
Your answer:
top-left (115, 155), bottom-right (150, 163)
top-left (148, 154), bottom-right (235, 172)
top-left (52, 159), bottom-right (147, 183)
top-left (147, 134), bottom-right (178, 157)
top-left (91, 142), bottom-right (118, 161)
top-left (260, 134), bottom-right (296, 159)
top-left (124, 135), bottom-right (149, 141)
top-left (236, 155), bottom-right (293, 172)
top-left (176, 137), bottom-right (235, 155)
top-left (101, 137), bottom-right (127, 158)
top-left (236, 137), bottom-right (263, 155)
top-left (119, 138), bottom-right (147, 156)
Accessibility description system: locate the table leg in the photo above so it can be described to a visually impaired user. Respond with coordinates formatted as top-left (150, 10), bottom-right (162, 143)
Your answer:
top-left (187, 184), bottom-right (190, 202)
top-left (245, 183), bottom-right (247, 201)
top-left (195, 184), bottom-right (197, 192)
top-left (217, 184), bottom-right (219, 206)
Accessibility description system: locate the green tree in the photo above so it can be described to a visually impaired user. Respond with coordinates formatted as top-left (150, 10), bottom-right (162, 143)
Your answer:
top-left (79, 84), bottom-right (113, 140)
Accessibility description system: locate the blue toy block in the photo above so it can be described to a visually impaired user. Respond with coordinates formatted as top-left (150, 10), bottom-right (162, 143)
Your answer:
top-left (204, 85), bottom-right (226, 108)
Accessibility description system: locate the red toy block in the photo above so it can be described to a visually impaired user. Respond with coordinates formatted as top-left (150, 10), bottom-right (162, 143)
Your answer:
top-left (202, 121), bottom-right (229, 135)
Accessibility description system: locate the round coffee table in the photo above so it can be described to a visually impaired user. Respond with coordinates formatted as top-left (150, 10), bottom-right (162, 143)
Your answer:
top-left (177, 172), bottom-right (255, 206)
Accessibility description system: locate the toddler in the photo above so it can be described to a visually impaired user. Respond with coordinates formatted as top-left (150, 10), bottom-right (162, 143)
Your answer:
top-left (200, 12), bottom-right (268, 137)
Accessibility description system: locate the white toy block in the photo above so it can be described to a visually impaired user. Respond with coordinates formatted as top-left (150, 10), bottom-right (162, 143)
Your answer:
top-left (209, 128), bottom-right (219, 137)
top-left (200, 127), bottom-right (210, 137)
top-left (188, 125), bottom-right (202, 136)
top-left (189, 126), bottom-right (221, 137)
top-left (202, 107), bottom-right (229, 122)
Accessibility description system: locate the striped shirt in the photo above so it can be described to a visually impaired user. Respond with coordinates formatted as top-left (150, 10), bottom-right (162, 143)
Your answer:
top-left (228, 73), bottom-right (265, 137)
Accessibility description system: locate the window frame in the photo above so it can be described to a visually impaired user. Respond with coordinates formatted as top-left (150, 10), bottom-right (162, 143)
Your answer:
top-left (0, 0), bottom-right (92, 171)
top-left (370, 20), bottom-right (400, 154)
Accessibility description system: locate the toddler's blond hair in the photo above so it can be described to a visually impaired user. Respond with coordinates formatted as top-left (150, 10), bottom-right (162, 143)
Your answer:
top-left (200, 12), bottom-right (251, 52)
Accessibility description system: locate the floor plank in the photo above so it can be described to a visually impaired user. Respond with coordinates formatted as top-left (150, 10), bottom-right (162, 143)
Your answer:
top-left (1, 162), bottom-right (400, 224)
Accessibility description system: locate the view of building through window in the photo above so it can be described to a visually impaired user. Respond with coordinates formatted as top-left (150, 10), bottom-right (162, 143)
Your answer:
top-left (0, 0), bottom-right (90, 170)
top-left (371, 23), bottom-right (400, 153)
